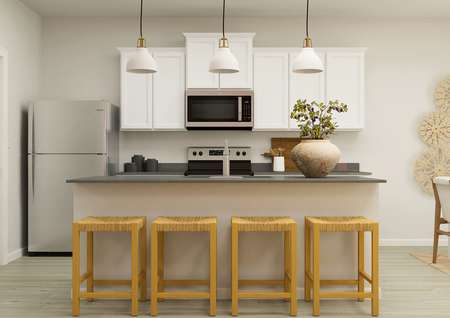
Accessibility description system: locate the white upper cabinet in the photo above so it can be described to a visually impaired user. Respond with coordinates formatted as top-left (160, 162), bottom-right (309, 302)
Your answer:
top-left (118, 48), bottom-right (186, 131)
top-left (219, 34), bottom-right (254, 89)
top-left (253, 51), bottom-right (289, 130)
top-left (119, 49), bottom-right (153, 130)
top-left (326, 49), bottom-right (365, 130)
top-left (152, 50), bottom-right (186, 130)
top-left (184, 33), bottom-right (255, 89)
top-left (288, 51), bottom-right (326, 129)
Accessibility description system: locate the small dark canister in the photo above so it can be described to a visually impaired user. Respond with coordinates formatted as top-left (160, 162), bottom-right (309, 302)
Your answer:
top-left (144, 159), bottom-right (159, 172)
top-left (132, 154), bottom-right (145, 172)
top-left (124, 162), bottom-right (138, 173)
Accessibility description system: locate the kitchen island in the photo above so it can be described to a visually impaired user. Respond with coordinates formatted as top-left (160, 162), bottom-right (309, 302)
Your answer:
top-left (67, 174), bottom-right (386, 299)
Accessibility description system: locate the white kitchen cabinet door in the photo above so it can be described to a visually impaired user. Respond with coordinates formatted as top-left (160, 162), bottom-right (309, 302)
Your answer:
top-left (326, 50), bottom-right (365, 130)
top-left (253, 51), bottom-right (289, 130)
top-left (185, 36), bottom-right (219, 88)
top-left (153, 50), bottom-right (186, 130)
top-left (219, 35), bottom-right (254, 89)
top-left (119, 50), bottom-right (153, 130)
top-left (288, 51), bottom-right (326, 129)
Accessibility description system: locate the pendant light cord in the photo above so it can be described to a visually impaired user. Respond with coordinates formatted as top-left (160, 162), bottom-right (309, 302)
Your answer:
top-left (140, 0), bottom-right (144, 38)
top-left (222, 0), bottom-right (226, 38)
top-left (306, 0), bottom-right (310, 38)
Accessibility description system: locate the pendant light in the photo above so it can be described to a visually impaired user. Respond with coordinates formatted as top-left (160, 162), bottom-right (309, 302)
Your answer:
top-left (292, 0), bottom-right (323, 73)
top-left (209, 0), bottom-right (239, 73)
top-left (127, 0), bottom-right (158, 73)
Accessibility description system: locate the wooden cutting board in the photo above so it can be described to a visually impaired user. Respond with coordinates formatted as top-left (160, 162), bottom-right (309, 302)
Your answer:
top-left (271, 137), bottom-right (302, 171)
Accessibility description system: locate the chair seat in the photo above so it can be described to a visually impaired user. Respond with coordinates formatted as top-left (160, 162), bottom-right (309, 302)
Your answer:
top-left (305, 216), bottom-right (377, 232)
top-left (232, 216), bottom-right (295, 232)
top-left (75, 216), bottom-right (146, 232)
top-left (153, 216), bottom-right (216, 232)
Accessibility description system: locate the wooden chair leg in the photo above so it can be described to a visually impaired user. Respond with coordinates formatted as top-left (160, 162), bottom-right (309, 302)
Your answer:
top-left (210, 224), bottom-right (217, 316)
top-left (312, 225), bottom-right (320, 317)
top-left (432, 181), bottom-right (442, 264)
top-left (304, 221), bottom-right (311, 302)
top-left (231, 223), bottom-right (239, 316)
top-left (131, 225), bottom-right (139, 317)
top-left (140, 220), bottom-right (148, 301)
top-left (72, 224), bottom-right (81, 317)
top-left (158, 231), bottom-right (164, 296)
top-left (150, 225), bottom-right (159, 316)
top-left (358, 231), bottom-right (365, 302)
top-left (289, 223), bottom-right (298, 316)
top-left (284, 230), bottom-right (291, 296)
top-left (371, 224), bottom-right (379, 317)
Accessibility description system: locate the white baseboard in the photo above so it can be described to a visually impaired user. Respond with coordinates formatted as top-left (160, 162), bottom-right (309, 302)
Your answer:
top-left (6, 248), bottom-right (24, 263)
top-left (380, 238), bottom-right (448, 247)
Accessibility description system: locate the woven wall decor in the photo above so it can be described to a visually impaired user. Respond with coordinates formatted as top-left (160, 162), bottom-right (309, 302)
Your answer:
top-left (414, 146), bottom-right (450, 194)
top-left (435, 76), bottom-right (450, 113)
top-left (418, 112), bottom-right (450, 146)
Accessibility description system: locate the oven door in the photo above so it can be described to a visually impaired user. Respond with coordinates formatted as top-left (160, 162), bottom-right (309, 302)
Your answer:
top-left (186, 95), bottom-right (252, 129)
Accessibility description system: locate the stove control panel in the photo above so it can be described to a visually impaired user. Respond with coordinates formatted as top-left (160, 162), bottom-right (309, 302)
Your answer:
top-left (188, 147), bottom-right (251, 161)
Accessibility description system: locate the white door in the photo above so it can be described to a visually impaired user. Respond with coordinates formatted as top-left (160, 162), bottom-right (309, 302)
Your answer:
top-left (185, 37), bottom-right (219, 88)
top-left (220, 36), bottom-right (253, 89)
top-left (289, 52), bottom-right (326, 129)
top-left (326, 51), bottom-right (365, 130)
top-left (28, 154), bottom-right (107, 252)
top-left (120, 50), bottom-right (153, 130)
top-left (253, 51), bottom-right (289, 130)
top-left (31, 101), bottom-right (107, 154)
top-left (153, 51), bottom-right (186, 130)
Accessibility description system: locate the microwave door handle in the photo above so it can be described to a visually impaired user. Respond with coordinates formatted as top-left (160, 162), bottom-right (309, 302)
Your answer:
top-left (238, 97), bottom-right (242, 122)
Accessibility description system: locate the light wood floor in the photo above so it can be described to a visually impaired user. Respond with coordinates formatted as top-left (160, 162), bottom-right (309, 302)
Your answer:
top-left (0, 247), bottom-right (449, 317)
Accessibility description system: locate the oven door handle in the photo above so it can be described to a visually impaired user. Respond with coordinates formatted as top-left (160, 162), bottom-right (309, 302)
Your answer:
top-left (238, 97), bottom-right (242, 122)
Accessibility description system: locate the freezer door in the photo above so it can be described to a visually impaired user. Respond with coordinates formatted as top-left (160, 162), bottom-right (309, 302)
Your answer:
top-left (30, 101), bottom-right (108, 154)
top-left (28, 154), bottom-right (107, 252)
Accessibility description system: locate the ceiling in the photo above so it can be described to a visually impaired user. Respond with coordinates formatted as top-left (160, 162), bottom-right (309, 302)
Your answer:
top-left (20, 0), bottom-right (450, 18)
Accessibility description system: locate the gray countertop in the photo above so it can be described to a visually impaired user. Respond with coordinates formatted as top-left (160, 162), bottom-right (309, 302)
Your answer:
top-left (67, 173), bottom-right (386, 184)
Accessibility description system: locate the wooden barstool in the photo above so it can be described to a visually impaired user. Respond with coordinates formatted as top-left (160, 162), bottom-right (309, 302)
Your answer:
top-left (304, 216), bottom-right (379, 317)
top-left (432, 177), bottom-right (450, 264)
top-left (231, 216), bottom-right (297, 317)
top-left (72, 216), bottom-right (147, 317)
top-left (150, 216), bottom-right (217, 316)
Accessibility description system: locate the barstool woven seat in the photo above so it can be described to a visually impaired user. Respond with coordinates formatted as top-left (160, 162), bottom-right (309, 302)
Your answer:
top-left (304, 216), bottom-right (379, 317)
top-left (151, 216), bottom-right (217, 316)
top-left (231, 216), bottom-right (297, 316)
top-left (72, 216), bottom-right (147, 317)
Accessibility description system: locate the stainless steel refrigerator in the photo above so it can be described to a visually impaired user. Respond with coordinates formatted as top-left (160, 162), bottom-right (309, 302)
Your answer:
top-left (28, 100), bottom-right (119, 254)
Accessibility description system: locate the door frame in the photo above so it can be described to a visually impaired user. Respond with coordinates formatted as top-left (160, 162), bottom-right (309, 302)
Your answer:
top-left (0, 47), bottom-right (8, 265)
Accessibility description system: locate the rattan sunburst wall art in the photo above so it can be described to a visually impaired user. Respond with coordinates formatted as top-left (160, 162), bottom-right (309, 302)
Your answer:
top-left (414, 76), bottom-right (450, 194)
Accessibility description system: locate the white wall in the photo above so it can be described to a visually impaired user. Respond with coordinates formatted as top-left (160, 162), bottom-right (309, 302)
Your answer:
top-left (41, 16), bottom-right (450, 244)
top-left (0, 0), bottom-right (42, 257)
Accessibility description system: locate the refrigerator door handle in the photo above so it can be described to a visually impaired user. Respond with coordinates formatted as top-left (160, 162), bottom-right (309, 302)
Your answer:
top-left (29, 155), bottom-right (35, 198)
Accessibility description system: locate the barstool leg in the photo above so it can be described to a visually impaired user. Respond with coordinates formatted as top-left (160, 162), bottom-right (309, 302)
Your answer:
top-left (304, 221), bottom-right (311, 302)
top-left (140, 220), bottom-right (148, 301)
top-left (231, 223), bottom-right (239, 316)
top-left (86, 231), bottom-right (94, 302)
top-left (72, 224), bottom-right (81, 317)
top-left (150, 224), bottom-right (159, 316)
top-left (131, 224), bottom-right (139, 316)
top-left (357, 231), bottom-right (365, 302)
top-left (284, 230), bottom-right (291, 296)
top-left (210, 223), bottom-right (217, 316)
top-left (289, 223), bottom-right (298, 316)
top-left (157, 231), bottom-right (164, 297)
top-left (312, 225), bottom-right (320, 317)
top-left (371, 224), bottom-right (379, 317)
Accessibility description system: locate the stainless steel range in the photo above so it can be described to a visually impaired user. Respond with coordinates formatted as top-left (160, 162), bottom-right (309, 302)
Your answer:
top-left (184, 146), bottom-right (254, 176)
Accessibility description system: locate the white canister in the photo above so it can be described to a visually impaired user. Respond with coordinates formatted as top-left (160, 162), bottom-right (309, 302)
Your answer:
top-left (273, 156), bottom-right (285, 172)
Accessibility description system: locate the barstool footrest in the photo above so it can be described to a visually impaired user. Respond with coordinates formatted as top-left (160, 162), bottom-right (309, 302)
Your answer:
top-left (162, 279), bottom-right (209, 286)
top-left (80, 291), bottom-right (132, 299)
top-left (239, 279), bottom-right (284, 286)
top-left (238, 291), bottom-right (290, 299)
top-left (320, 279), bottom-right (358, 286)
top-left (319, 291), bottom-right (372, 299)
top-left (158, 291), bottom-right (210, 299)
top-left (93, 279), bottom-right (131, 286)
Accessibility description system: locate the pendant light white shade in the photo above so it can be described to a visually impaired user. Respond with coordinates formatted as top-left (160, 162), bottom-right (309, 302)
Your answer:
top-left (209, 46), bottom-right (239, 74)
top-left (127, 47), bottom-right (158, 74)
top-left (292, 47), bottom-right (323, 74)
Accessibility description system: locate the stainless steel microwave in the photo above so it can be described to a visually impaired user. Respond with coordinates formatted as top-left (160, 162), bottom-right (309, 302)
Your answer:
top-left (185, 89), bottom-right (253, 130)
